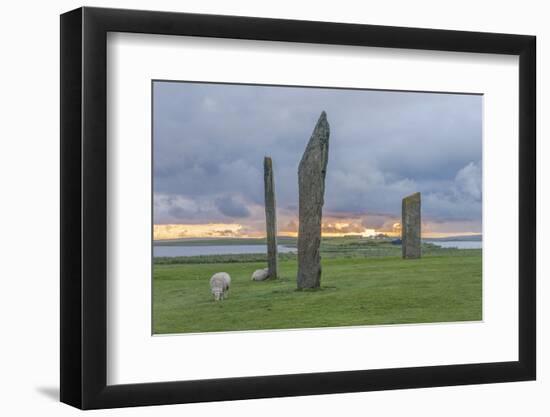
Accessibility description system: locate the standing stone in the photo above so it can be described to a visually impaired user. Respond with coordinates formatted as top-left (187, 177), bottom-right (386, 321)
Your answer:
top-left (402, 192), bottom-right (421, 259)
top-left (264, 156), bottom-right (278, 279)
top-left (297, 111), bottom-right (330, 289)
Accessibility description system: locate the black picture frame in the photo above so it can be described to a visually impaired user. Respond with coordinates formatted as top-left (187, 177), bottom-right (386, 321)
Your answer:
top-left (60, 6), bottom-right (536, 410)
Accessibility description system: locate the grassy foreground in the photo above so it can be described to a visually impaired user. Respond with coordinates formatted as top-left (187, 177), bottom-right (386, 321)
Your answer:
top-left (153, 250), bottom-right (482, 334)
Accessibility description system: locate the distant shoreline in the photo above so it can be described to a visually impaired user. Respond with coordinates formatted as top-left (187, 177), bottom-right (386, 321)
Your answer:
top-left (423, 234), bottom-right (482, 242)
top-left (154, 234), bottom-right (482, 246)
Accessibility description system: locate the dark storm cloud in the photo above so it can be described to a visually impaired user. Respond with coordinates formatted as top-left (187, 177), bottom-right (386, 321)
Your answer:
top-left (153, 81), bottom-right (482, 229)
top-left (215, 195), bottom-right (251, 218)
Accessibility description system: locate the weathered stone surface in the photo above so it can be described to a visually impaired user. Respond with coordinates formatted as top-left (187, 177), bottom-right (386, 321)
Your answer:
top-left (251, 268), bottom-right (270, 281)
top-left (402, 192), bottom-right (421, 259)
top-left (264, 157), bottom-right (278, 279)
top-left (297, 111), bottom-right (330, 289)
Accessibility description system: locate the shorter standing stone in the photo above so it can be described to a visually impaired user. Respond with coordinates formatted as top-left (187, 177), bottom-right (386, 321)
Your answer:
top-left (264, 157), bottom-right (278, 279)
top-left (402, 192), bottom-right (421, 259)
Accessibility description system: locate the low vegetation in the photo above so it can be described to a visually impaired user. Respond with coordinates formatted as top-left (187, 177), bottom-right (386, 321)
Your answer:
top-left (153, 236), bottom-right (466, 264)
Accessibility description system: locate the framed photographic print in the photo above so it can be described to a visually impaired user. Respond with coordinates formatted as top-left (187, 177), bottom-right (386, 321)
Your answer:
top-left (60, 6), bottom-right (536, 409)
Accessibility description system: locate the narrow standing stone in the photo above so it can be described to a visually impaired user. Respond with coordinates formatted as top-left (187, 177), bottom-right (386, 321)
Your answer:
top-left (264, 156), bottom-right (278, 279)
top-left (297, 111), bottom-right (330, 289)
top-left (402, 192), bottom-right (421, 259)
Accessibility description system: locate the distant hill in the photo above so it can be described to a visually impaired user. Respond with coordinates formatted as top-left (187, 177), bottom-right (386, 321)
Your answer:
top-left (424, 234), bottom-right (482, 242)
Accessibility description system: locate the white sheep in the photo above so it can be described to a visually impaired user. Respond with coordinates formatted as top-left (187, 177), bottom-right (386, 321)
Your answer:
top-left (251, 268), bottom-right (270, 281)
top-left (210, 272), bottom-right (231, 301)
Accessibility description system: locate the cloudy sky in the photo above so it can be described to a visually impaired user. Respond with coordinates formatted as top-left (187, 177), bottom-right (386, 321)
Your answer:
top-left (153, 81), bottom-right (482, 239)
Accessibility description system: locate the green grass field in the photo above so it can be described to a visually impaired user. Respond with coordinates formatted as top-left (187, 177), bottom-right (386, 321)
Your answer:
top-left (153, 239), bottom-right (482, 334)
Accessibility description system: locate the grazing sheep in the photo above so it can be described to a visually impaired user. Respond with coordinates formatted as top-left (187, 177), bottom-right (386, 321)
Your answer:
top-left (210, 272), bottom-right (231, 301)
top-left (251, 268), bottom-right (270, 281)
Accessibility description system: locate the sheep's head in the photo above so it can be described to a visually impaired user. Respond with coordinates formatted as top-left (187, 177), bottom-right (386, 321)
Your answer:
top-left (212, 289), bottom-right (223, 301)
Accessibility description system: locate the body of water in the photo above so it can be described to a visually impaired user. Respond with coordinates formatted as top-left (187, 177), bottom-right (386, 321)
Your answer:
top-left (154, 244), bottom-right (296, 257)
top-left (428, 241), bottom-right (482, 249)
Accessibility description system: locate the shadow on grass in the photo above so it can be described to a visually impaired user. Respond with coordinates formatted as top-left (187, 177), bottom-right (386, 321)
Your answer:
top-left (269, 285), bottom-right (340, 294)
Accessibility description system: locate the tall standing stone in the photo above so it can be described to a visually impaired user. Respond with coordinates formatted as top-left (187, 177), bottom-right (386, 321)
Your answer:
top-left (264, 156), bottom-right (278, 279)
top-left (297, 111), bottom-right (330, 289)
top-left (402, 192), bottom-right (421, 259)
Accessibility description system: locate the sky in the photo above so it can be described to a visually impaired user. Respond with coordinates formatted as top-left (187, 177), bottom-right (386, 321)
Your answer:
top-left (153, 81), bottom-right (482, 239)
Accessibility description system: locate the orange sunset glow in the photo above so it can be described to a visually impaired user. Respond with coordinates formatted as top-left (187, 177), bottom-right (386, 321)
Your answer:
top-left (154, 220), bottom-right (480, 240)
top-left (154, 223), bottom-right (245, 240)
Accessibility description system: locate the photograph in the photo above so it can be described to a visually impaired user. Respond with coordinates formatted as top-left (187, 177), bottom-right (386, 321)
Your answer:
top-left (54, 4), bottom-right (538, 412)
top-left (152, 81), bottom-right (483, 335)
